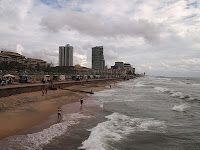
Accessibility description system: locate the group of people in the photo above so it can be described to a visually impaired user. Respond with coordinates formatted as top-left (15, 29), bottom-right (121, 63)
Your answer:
top-left (0, 78), bottom-right (12, 86)
top-left (0, 79), bottom-right (5, 86)
top-left (57, 97), bottom-right (84, 120)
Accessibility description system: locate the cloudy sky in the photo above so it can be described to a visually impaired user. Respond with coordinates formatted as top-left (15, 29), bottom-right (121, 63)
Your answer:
top-left (0, 0), bottom-right (200, 77)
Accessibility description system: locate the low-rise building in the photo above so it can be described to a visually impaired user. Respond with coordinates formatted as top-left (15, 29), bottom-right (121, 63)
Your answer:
top-left (124, 63), bottom-right (135, 75)
top-left (25, 58), bottom-right (46, 68)
top-left (0, 53), bottom-right (12, 63)
top-left (111, 65), bottom-right (119, 69)
top-left (74, 64), bottom-right (90, 75)
top-left (115, 62), bottom-right (124, 69)
top-left (0, 51), bottom-right (26, 63)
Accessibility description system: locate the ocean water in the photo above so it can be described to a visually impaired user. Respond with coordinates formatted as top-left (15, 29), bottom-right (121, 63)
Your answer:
top-left (0, 76), bottom-right (200, 150)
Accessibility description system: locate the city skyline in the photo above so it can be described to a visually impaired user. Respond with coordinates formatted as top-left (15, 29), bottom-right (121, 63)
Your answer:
top-left (0, 0), bottom-right (200, 77)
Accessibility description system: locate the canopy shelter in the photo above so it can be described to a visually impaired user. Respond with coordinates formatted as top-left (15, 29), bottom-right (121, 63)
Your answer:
top-left (60, 75), bottom-right (65, 81)
top-left (3, 74), bottom-right (15, 78)
top-left (2, 74), bottom-right (15, 84)
top-left (53, 75), bottom-right (59, 80)
top-left (44, 75), bottom-right (51, 81)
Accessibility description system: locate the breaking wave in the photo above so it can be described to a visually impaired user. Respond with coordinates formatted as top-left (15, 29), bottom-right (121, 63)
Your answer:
top-left (154, 87), bottom-right (197, 100)
top-left (154, 87), bottom-right (170, 93)
top-left (172, 104), bottom-right (190, 112)
top-left (134, 82), bottom-right (145, 87)
top-left (79, 112), bottom-right (166, 150)
top-left (0, 113), bottom-right (91, 150)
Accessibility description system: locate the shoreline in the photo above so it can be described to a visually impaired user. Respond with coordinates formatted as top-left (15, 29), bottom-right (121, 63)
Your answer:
top-left (0, 79), bottom-right (121, 140)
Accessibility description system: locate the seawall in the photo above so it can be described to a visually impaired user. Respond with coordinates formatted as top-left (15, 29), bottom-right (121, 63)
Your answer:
top-left (0, 78), bottom-right (120, 98)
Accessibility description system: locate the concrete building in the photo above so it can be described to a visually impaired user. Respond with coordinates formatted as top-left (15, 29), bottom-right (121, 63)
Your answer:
top-left (0, 53), bottom-right (11, 63)
top-left (111, 65), bottom-right (119, 69)
top-left (0, 51), bottom-right (26, 63)
top-left (92, 46), bottom-right (105, 70)
top-left (59, 44), bottom-right (73, 66)
top-left (74, 64), bottom-right (90, 75)
top-left (124, 63), bottom-right (131, 68)
top-left (115, 62), bottom-right (124, 69)
top-left (124, 63), bottom-right (135, 75)
top-left (25, 58), bottom-right (46, 68)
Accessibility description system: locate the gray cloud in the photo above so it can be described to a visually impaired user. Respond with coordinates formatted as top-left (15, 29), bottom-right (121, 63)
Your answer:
top-left (0, 0), bottom-right (200, 77)
top-left (40, 10), bottom-right (164, 43)
top-left (0, 0), bottom-right (33, 23)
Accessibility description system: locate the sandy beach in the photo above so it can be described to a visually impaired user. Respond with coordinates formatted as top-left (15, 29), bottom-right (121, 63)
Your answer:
top-left (0, 79), bottom-right (119, 140)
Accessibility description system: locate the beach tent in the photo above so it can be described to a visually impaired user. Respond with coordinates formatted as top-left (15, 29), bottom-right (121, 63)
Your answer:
top-left (72, 75), bottom-right (76, 80)
top-left (53, 75), bottom-right (59, 80)
top-left (3, 74), bottom-right (15, 84)
top-left (3, 74), bottom-right (15, 78)
top-left (19, 75), bottom-right (31, 83)
top-left (44, 75), bottom-right (51, 81)
top-left (71, 75), bottom-right (80, 81)
top-left (59, 75), bottom-right (65, 81)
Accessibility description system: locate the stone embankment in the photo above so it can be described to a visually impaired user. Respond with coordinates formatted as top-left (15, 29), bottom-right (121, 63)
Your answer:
top-left (0, 78), bottom-right (120, 98)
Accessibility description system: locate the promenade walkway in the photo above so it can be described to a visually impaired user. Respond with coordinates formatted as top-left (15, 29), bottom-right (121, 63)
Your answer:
top-left (0, 78), bottom-right (118, 97)
top-left (0, 80), bottom-right (73, 90)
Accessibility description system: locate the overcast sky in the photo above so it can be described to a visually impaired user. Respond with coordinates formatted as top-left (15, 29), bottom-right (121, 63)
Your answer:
top-left (0, 0), bottom-right (200, 77)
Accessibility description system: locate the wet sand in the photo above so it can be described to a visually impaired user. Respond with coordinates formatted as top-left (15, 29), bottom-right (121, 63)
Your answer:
top-left (0, 80), bottom-right (119, 140)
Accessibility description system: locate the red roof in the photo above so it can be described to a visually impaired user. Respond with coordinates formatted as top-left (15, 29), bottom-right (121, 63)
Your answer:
top-left (1, 51), bottom-right (25, 57)
top-left (26, 58), bottom-right (46, 62)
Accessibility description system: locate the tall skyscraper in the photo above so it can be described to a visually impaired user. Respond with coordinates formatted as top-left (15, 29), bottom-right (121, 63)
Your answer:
top-left (92, 46), bottom-right (105, 70)
top-left (59, 44), bottom-right (73, 66)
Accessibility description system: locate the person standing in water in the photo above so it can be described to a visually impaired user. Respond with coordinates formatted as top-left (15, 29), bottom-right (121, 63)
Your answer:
top-left (57, 107), bottom-right (62, 120)
top-left (80, 98), bottom-right (83, 105)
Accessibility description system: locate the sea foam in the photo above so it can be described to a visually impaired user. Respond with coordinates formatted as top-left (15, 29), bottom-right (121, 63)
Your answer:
top-left (0, 113), bottom-right (91, 150)
top-left (79, 112), bottom-right (166, 150)
top-left (154, 87), bottom-right (170, 93)
top-left (154, 87), bottom-right (193, 100)
top-left (134, 82), bottom-right (145, 87)
top-left (172, 104), bottom-right (190, 112)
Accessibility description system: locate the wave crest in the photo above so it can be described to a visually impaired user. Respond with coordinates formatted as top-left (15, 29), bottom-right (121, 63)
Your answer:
top-left (172, 104), bottom-right (190, 112)
top-left (79, 112), bottom-right (166, 150)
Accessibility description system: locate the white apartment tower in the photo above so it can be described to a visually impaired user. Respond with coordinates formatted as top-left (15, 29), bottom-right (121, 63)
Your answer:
top-left (59, 44), bottom-right (73, 66)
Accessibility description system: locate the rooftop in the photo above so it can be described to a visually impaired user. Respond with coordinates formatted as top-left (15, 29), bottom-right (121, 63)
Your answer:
top-left (0, 53), bottom-right (11, 58)
top-left (1, 51), bottom-right (25, 57)
top-left (26, 58), bottom-right (46, 62)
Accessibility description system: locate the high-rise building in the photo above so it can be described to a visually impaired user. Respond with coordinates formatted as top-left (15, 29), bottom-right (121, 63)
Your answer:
top-left (92, 46), bottom-right (105, 70)
top-left (115, 62), bottom-right (124, 69)
top-left (59, 44), bottom-right (73, 66)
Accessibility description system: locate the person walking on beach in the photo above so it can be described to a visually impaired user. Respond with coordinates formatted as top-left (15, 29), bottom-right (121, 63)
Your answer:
top-left (80, 98), bottom-right (83, 105)
top-left (57, 107), bottom-right (62, 120)
top-left (45, 88), bottom-right (47, 94)
top-left (42, 89), bottom-right (44, 96)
